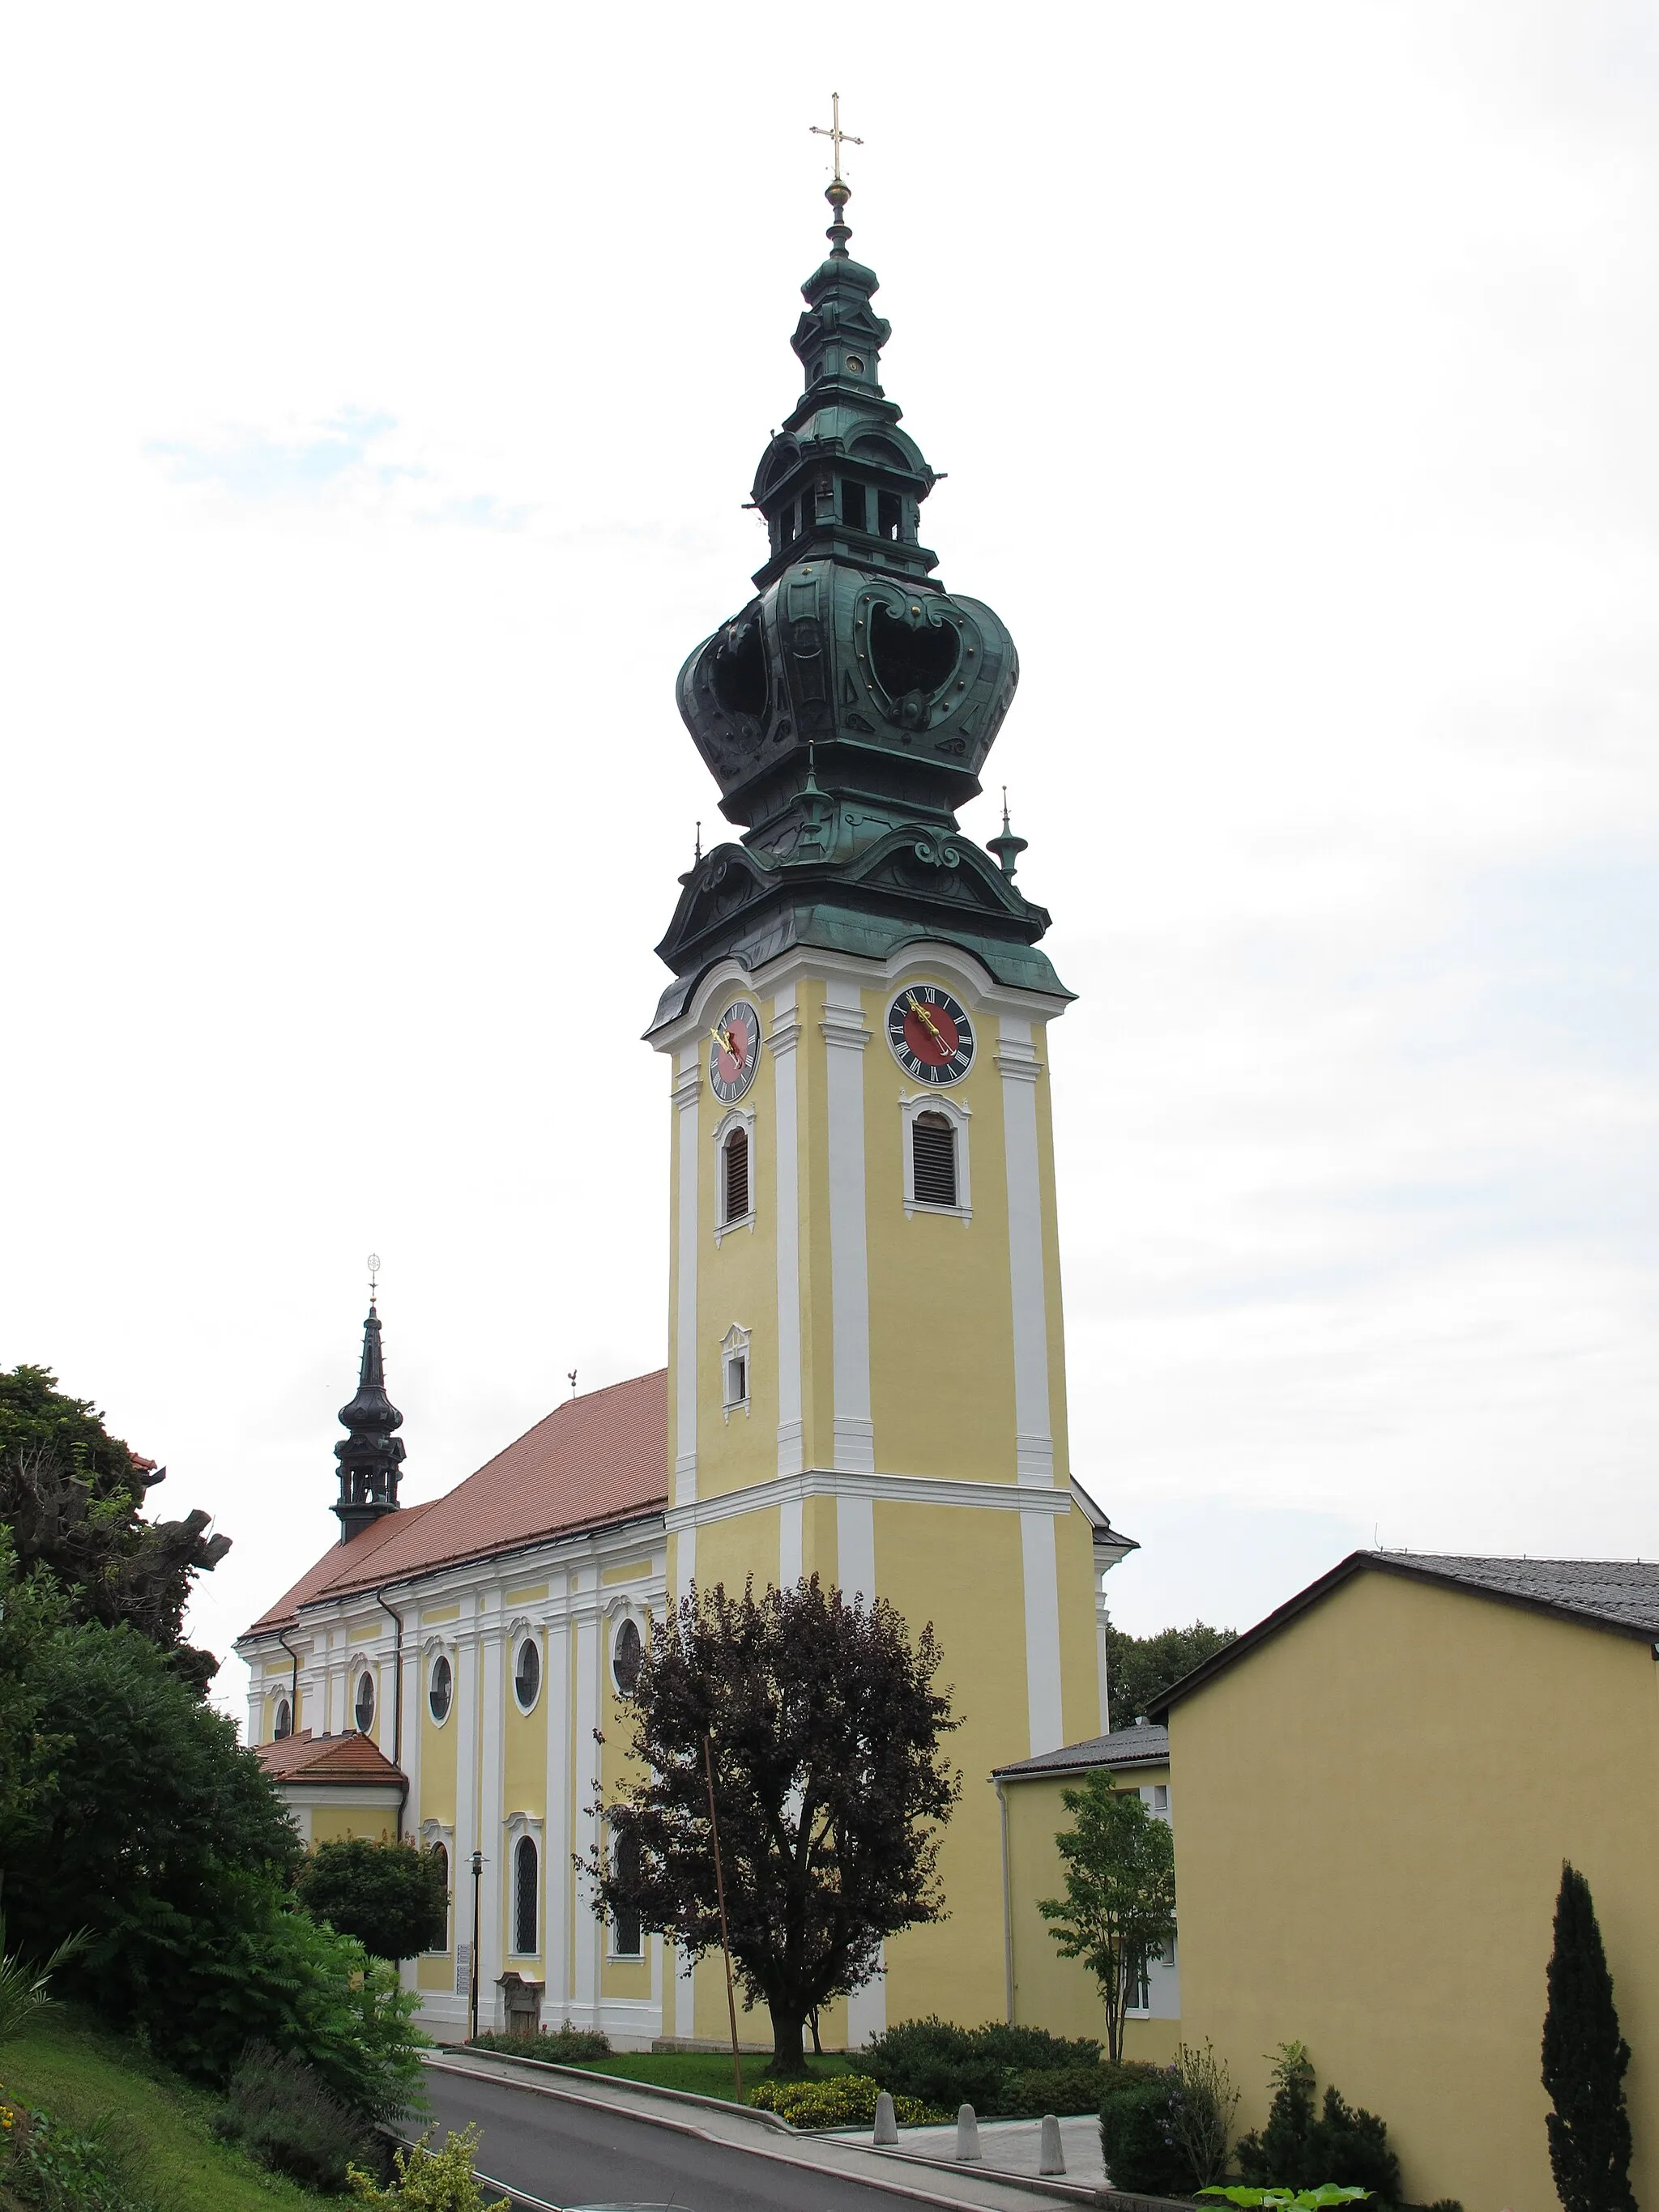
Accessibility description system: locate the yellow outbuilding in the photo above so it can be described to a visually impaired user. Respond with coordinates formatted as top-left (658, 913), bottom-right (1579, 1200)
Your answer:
top-left (1150, 1548), bottom-right (1659, 2210)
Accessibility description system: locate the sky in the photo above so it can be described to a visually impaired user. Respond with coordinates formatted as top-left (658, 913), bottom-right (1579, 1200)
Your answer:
top-left (2, 3), bottom-right (1656, 1717)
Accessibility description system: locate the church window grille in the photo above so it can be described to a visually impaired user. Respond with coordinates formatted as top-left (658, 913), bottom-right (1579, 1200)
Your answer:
top-left (722, 1127), bottom-right (749, 1224)
top-left (354, 1671), bottom-right (375, 1733)
top-left (512, 1835), bottom-right (539, 1955)
top-left (429, 1653), bottom-right (453, 1724)
top-left (911, 1112), bottom-right (957, 1208)
top-left (514, 1637), bottom-right (540, 1712)
top-left (612, 1830), bottom-right (643, 1958)
top-left (273, 1695), bottom-right (292, 1741)
top-left (612, 1617), bottom-right (642, 1696)
top-left (427, 1842), bottom-right (450, 1952)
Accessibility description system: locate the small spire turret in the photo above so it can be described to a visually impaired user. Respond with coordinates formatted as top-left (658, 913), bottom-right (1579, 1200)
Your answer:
top-left (987, 790), bottom-right (1028, 880)
top-left (333, 1259), bottom-right (407, 1545)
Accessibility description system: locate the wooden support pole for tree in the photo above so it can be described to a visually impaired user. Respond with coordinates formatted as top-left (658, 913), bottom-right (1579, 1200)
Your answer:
top-left (703, 1732), bottom-right (744, 2100)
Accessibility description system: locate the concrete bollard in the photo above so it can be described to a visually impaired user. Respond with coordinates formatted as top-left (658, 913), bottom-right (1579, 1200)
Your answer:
top-left (1038, 2113), bottom-right (1065, 2175)
top-left (956, 2103), bottom-right (982, 2162)
top-left (873, 2091), bottom-right (898, 2146)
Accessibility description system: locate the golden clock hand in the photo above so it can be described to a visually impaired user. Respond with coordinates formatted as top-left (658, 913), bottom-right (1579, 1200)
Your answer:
top-left (906, 991), bottom-right (949, 1054)
top-left (710, 1022), bottom-right (738, 1060)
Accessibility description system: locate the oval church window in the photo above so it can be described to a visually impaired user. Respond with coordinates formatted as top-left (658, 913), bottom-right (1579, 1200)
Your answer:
top-left (429, 1653), bottom-right (453, 1724)
top-left (514, 1637), bottom-right (541, 1711)
top-left (355, 1671), bottom-right (375, 1733)
top-left (612, 1617), bottom-right (642, 1696)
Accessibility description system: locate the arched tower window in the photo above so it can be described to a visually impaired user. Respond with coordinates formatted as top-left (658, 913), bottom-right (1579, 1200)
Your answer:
top-left (911, 1111), bottom-right (957, 1208)
top-left (354, 1670), bottom-right (375, 1733)
top-left (722, 1125), bottom-right (749, 1224)
top-left (273, 1695), bottom-right (292, 1741)
top-left (612, 1829), bottom-right (643, 1958)
top-left (513, 1835), bottom-right (539, 1955)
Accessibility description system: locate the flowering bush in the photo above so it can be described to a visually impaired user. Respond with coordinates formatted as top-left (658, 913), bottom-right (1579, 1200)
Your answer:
top-left (749, 2073), bottom-right (947, 2129)
top-left (348, 2122), bottom-right (510, 2210)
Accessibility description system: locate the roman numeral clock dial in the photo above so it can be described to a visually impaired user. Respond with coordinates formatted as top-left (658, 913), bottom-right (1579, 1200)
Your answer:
top-left (886, 985), bottom-right (975, 1084)
top-left (708, 999), bottom-right (761, 1102)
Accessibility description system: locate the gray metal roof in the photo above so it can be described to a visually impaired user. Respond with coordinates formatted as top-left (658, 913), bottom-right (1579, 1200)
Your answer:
top-left (994, 1722), bottom-right (1171, 1780)
top-left (1151, 1550), bottom-right (1659, 1720)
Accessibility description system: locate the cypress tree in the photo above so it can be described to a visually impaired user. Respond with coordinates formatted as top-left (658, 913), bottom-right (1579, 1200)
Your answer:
top-left (1542, 1861), bottom-right (1636, 2212)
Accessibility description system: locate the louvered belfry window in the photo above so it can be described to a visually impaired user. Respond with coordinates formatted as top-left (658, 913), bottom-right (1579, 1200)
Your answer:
top-left (723, 1126), bottom-right (750, 1222)
top-left (912, 1112), bottom-right (958, 1208)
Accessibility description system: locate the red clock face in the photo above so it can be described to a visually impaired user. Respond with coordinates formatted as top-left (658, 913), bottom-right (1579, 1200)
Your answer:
top-left (709, 999), bottom-right (761, 1102)
top-left (887, 985), bottom-right (975, 1085)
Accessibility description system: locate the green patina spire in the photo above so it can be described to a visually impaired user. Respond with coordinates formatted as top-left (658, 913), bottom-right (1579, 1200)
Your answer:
top-left (653, 138), bottom-right (1068, 1025)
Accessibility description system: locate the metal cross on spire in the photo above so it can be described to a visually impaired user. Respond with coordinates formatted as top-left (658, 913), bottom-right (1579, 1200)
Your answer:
top-left (367, 1251), bottom-right (382, 1309)
top-left (810, 92), bottom-right (863, 186)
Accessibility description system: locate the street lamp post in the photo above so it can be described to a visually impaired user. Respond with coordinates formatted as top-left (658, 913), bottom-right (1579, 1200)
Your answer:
top-left (469, 1849), bottom-right (484, 2041)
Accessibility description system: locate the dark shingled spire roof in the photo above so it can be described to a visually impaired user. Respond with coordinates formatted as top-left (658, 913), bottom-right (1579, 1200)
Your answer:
top-left (333, 1300), bottom-right (407, 1545)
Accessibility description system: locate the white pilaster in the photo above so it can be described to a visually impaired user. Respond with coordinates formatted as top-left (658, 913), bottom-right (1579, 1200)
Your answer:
top-left (848, 1961), bottom-right (887, 2047)
top-left (837, 1494), bottom-right (875, 1606)
top-left (780, 1497), bottom-right (804, 1590)
top-left (398, 1622), bottom-right (422, 1839)
top-left (998, 1018), bottom-right (1054, 1485)
top-left (478, 1604), bottom-right (505, 2023)
top-left (674, 1051), bottom-right (701, 1509)
top-left (1021, 1509), bottom-right (1064, 1756)
top-left (544, 1609), bottom-right (573, 2014)
top-left (453, 1604), bottom-right (480, 2015)
top-left (573, 1593), bottom-right (603, 2023)
top-left (822, 981), bottom-right (874, 1474)
top-left (771, 987), bottom-right (804, 1480)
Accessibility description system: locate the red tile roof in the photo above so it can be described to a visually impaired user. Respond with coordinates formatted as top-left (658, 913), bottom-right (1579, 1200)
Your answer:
top-left (243, 1369), bottom-right (667, 1637)
top-left (256, 1728), bottom-right (406, 1786)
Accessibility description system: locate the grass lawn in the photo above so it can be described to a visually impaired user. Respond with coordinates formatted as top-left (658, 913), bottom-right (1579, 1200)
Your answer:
top-left (484, 2045), bottom-right (858, 2105)
top-left (0, 2007), bottom-right (332, 2210)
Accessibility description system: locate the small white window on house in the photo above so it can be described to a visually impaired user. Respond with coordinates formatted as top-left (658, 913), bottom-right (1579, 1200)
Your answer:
top-left (722, 1126), bottom-right (749, 1224)
top-left (1125, 1956), bottom-right (1152, 2014)
top-left (720, 1323), bottom-right (751, 1419)
top-left (1153, 1784), bottom-right (1170, 1815)
top-left (911, 1112), bottom-right (957, 1208)
top-left (354, 1671), bottom-right (375, 1733)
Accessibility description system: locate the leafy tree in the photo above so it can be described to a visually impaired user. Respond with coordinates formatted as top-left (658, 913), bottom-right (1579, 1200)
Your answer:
top-left (1542, 1862), bottom-right (1636, 2212)
top-left (0, 1365), bottom-right (229, 1692)
top-left (296, 1839), bottom-right (450, 1963)
top-left (1038, 1768), bottom-right (1175, 2065)
top-left (1102, 1616), bottom-right (1235, 1726)
top-left (0, 1528), bottom-right (69, 1853)
top-left (586, 1575), bottom-right (961, 2078)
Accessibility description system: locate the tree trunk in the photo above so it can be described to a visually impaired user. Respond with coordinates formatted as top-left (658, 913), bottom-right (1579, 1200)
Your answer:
top-left (766, 2005), bottom-right (809, 2079)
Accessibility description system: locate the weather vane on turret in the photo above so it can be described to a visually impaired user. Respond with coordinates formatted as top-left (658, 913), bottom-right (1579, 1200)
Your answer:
top-left (811, 92), bottom-right (863, 258)
top-left (367, 1251), bottom-right (381, 1311)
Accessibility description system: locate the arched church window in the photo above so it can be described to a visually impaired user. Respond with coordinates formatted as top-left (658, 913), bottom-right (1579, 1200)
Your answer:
top-left (911, 1111), bottom-right (957, 1208)
top-left (354, 1670), bottom-right (375, 1733)
top-left (429, 1653), bottom-right (453, 1724)
top-left (721, 1126), bottom-right (749, 1225)
top-left (427, 1842), bottom-right (450, 1952)
top-left (513, 1835), bottom-right (539, 1955)
top-left (273, 1695), bottom-right (292, 1741)
top-left (514, 1637), bottom-right (540, 1712)
top-left (612, 1617), bottom-right (642, 1696)
top-left (612, 1830), bottom-right (642, 1958)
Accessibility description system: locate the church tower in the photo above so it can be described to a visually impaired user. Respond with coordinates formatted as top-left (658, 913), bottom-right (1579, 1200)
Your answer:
top-left (333, 1290), bottom-right (407, 1544)
top-left (650, 153), bottom-right (1114, 2040)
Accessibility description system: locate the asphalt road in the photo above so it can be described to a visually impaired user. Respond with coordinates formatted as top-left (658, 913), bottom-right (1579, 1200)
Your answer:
top-left (419, 2065), bottom-right (966, 2212)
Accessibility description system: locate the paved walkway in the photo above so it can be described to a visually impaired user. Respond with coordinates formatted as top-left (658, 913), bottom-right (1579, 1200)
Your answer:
top-left (827, 2116), bottom-right (1105, 2187)
top-left (424, 2048), bottom-right (1111, 2210)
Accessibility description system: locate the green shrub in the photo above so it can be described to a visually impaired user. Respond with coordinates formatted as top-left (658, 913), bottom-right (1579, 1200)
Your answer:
top-left (1099, 2073), bottom-right (1191, 2194)
top-left (296, 1842), bottom-right (450, 1964)
top-left (464, 2022), bottom-right (612, 2064)
top-left (999, 2064), bottom-right (1146, 2117)
top-left (861, 2018), bottom-right (1102, 2114)
top-left (212, 2039), bottom-right (377, 2191)
top-left (1236, 2043), bottom-right (1401, 2200)
top-left (348, 2123), bottom-right (510, 2209)
top-left (748, 2073), bottom-right (945, 2129)
top-left (1, 2098), bottom-right (156, 2212)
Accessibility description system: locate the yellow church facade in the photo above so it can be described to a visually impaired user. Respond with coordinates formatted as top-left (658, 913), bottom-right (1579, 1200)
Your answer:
top-left (238, 164), bottom-right (1134, 2051)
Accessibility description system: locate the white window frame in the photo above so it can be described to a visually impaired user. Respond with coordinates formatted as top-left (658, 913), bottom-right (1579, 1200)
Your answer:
top-left (424, 1640), bottom-right (455, 1728)
top-left (420, 1819), bottom-right (456, 1954)
top-left (720, 1322), bottom-right (752, 1422)
top-left (505, 1812), bottom-right (544, 1959)
top-left (898, 1090), bottom-right (972, 1221)
top-left (712, 1105), bottom-right (757, 1242)
top-left (509, 1617), bottom-right (542, 1715)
